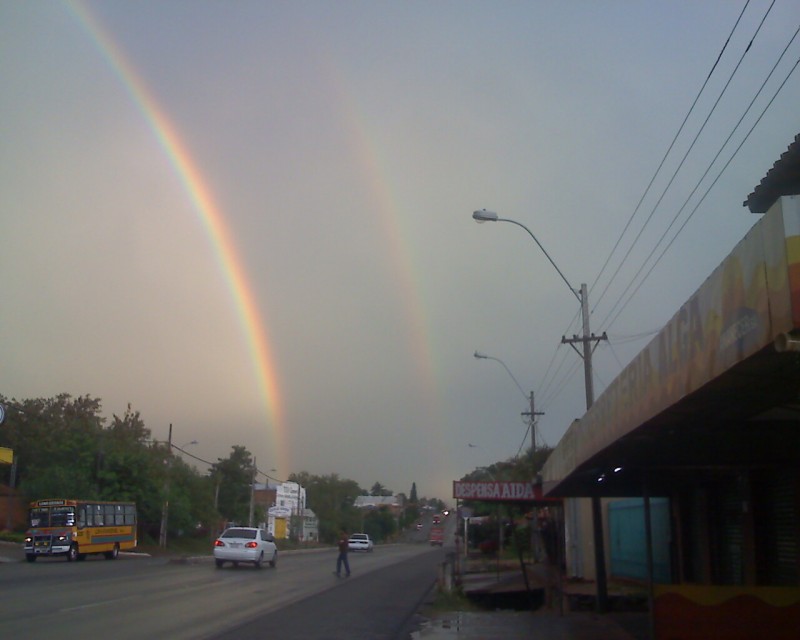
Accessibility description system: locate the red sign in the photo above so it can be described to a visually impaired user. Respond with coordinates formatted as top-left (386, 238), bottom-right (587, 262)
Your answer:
top-left (453, 481), bottom-right (541, 502)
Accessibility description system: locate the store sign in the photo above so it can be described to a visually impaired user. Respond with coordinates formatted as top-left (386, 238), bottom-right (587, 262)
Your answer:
top-left (452, 481), bottom-right (540, 502)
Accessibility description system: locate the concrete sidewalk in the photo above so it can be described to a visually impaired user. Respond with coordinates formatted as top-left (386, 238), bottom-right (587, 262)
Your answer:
top-left (412, 609), bottom-right (647, 639)
top-left (423, 555), bottom-right (651, 640)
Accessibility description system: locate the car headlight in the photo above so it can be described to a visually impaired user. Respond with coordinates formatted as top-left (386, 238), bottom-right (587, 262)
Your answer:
top-left (24, 537), bottom-right (32, 545)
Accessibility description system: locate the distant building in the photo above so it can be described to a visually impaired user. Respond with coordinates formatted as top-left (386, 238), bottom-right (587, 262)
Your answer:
top-left (354, 495), bottom-right (404, 517)
top-left (253, 480), bottom-right (307, 540)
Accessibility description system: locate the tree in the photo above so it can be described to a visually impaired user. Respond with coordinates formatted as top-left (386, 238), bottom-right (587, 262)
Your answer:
top-left (97, 406), bottom-right (163, 532)
top-left (370, 482), bottom-right (391, 497)
top-left (210, 446), bottom-right (254, 525)
top-left (363, 507), bottom-right (396, 542)
top-left (409, 482), bottom-right (418, 503)
top-left (289, 471), bottom-right (363, 543)
top-left (5, 394), bottom-right (106, 500)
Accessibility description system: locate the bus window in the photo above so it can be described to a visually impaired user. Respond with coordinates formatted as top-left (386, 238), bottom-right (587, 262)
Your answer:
top-left (124, 505), bottom-right (136, 525)
top-left (30, 508), bottom-right (49, 527)
top-left (78, 505), bottom-right (87, 528)
top-left (104, 504), bottom-right (115, 524)
top-left (93, 504), bottom-right (103, 526)
top-left (51, 507), bottom-right (75, 527)
top-left (114, 505), bottom-right (124, 525)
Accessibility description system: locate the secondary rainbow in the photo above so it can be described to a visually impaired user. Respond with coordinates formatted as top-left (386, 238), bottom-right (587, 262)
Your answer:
top-left (67, 1), bottom-right (287, 466)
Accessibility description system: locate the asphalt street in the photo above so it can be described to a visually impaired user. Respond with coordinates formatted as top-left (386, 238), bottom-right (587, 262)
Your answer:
top-left (211, 547), bottom-right (441, 640)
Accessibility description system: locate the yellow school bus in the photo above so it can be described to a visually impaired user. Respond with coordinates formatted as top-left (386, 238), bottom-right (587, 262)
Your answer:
top-left (24, 499), bottom-right (137, 562)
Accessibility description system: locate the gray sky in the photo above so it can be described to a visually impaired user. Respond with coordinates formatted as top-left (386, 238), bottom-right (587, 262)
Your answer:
top-left (2, 0), bottom-right (799, 502)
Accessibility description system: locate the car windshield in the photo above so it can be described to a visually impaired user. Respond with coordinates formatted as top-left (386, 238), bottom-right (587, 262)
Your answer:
top-left (221, 528), bottom-right (256, 539)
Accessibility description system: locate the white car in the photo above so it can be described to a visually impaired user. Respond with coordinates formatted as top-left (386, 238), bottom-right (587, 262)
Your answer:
top-left (214, 527), bottom-right (277, 569)
top-left (348, 533), bottom-right (373, 552)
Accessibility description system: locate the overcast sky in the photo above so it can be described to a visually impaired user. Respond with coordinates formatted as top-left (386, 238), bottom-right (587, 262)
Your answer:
top-left (2, 0), bottom-right (799, 503)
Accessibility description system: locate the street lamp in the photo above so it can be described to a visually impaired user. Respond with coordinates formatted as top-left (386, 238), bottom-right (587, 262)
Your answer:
top-left (472, 208), bottom-right (610, 611)
top-left (473, 351), bottom-right (541, 464)
top-left (473, 351), bottom-right (528, 400)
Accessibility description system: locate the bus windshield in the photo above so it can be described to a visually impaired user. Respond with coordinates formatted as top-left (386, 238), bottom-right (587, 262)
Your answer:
top-left (29, 506), bottom-right (75, 527)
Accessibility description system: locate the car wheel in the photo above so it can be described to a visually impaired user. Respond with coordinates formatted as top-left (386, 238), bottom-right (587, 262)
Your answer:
top-left (104, 544), bottom-right (119, 560)
top-left (67, 544), bottom-right (79, 562)
top-left (269, 550), bottom-right (277, 568)
top-left (254, 551), bottom-right (263, 569)
top-left (215, 559), bottom-right (224, 569)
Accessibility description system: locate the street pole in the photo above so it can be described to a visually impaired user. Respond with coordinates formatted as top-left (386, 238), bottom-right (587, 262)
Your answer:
top-left (248, 457), bottom-right (256, 527)
top-left (473, 211), bottom-right (610, 612)
top-left (561, 283), bottom-right (609, 612)
top-left (159, 423), bottom-right (172, 549)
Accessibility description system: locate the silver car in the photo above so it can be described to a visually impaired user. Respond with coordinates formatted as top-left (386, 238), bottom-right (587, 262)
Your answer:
top-left (213, 527), bottom-right (277, 569)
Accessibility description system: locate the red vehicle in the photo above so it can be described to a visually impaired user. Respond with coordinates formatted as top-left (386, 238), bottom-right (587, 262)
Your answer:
top-left (429, 526), bottom-right (444, 546)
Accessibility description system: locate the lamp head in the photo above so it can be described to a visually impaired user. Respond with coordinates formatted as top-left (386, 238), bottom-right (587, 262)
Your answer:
top-left (472, 209), bottom-right (498, 223)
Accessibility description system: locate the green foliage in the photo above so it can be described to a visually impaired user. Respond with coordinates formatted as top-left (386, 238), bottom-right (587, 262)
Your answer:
top-left (363, 506), bottom-right (396, 542)
top-left (401, 504), bottom-right (421, 529)
top-left (459, 448), bottom-right (553, 518)
top-left (288, 471), bottom-right (364, 543)
top-left (409, 482), bottom-right (418, 503)
top-left (1, 394), bottom-right (450, 541)
top-left (370, 481), bottom-right (391, 496)
top-left (210, 445), bottom-right (254, 525)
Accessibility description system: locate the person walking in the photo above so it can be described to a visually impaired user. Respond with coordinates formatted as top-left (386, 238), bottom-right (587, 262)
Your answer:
top-left (334, 531), bottom-right (351, 577)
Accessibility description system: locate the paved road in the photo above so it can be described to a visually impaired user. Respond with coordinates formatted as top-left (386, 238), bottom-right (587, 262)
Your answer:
top-left (0, 542), bottom-right (443, 640)
top-left (213, 548), bottom-right (441, 639)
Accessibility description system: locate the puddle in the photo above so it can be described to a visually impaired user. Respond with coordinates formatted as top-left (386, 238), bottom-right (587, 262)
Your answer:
top-left (410, 611), bottom-right (536, 639)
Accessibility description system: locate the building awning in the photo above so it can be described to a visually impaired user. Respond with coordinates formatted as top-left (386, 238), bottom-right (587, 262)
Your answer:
top-left (543, 192), bottom-right (800, 498)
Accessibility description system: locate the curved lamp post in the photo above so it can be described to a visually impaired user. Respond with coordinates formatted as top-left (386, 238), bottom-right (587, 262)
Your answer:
top-left (472, 208), bottom-right (609, 611)
top-left (473, 350), bottom-right (541, 461)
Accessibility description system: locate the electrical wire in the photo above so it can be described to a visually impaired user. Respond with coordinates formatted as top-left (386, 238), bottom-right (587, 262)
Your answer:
top-left (604, 52), bottom-right (800, 328)
top-left (589, 0), bottom-right (751, 313)
top-left (593, 0), bottom-right (771, 323)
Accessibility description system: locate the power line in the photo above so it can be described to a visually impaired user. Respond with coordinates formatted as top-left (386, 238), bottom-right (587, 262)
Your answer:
top-left (589, 0), bottom-right (751, 313)
top-left (594, 0), bottom-right (772, 326)
top-left (605, 51), bottom-right (800, 328)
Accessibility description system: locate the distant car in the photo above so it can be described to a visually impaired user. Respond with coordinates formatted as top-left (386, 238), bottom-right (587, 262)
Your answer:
top-left (213, 527), bottom-right (277, 569)
top-left (348, 533), bottom-right (374, 552)
top-left (415, 521), bottom-right (423, 530)
top-left (432, 515), bottom-right (441, 525)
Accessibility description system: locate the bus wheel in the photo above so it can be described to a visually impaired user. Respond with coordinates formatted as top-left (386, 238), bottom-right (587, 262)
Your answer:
top-left (26, 554), bottom-right (36, 563)
top-left (104, 544), bottom-right (119, 560)
top-left (67, 545), bottom-right (79, 562)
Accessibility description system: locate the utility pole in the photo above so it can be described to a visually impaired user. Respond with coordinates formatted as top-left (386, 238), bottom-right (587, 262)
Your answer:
top-left (561, 283), bottom-right (609, 612)
top-left (522, 392), bottom-right (545, 471)
top-left (248, 457), bottom-right (256, 527)
top-left (159, 423), bottom-right (172, 549)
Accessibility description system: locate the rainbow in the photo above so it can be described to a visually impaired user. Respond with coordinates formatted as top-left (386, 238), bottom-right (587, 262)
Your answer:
top-left (326, 63), bottom-right (445, 464)
top-left (66, 1), bottom-right (287, 467)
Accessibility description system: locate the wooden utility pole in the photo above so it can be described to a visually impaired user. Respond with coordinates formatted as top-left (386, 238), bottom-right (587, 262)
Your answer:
top-left (159, 424), bottom-right (172, 548)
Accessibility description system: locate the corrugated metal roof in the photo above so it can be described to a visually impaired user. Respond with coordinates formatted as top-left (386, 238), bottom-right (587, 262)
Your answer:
top-left (744, 133), bottom-right (800, 213)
